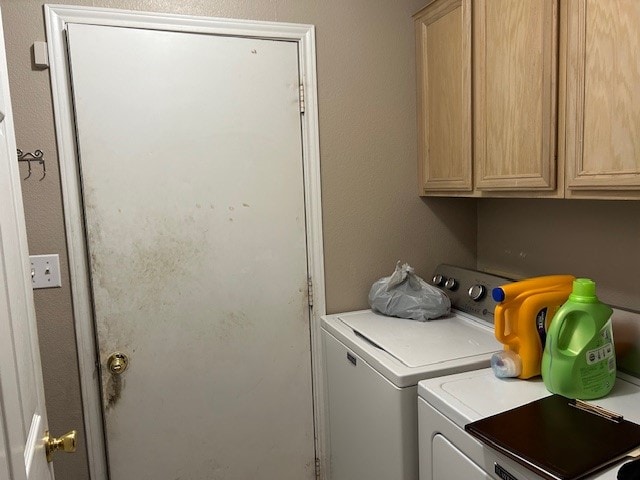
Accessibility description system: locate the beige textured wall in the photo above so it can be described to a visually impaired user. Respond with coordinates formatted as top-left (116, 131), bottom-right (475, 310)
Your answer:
top-left (478, 199), bottom-right (640, 312)
top-left (2, 1), bottom-right (477, 478)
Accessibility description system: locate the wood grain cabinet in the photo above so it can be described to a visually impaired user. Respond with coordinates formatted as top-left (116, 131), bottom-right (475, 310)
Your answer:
top-left (474, 0), bottom-right (558, 193)
top-left (565, 0), bottom-right (640, 199)
top-left (414, 0), bottom-right (472, 193)
top-left (414, 0), bottom-right (559, 197)
top-left (415, 0), bottom-right (640, 199)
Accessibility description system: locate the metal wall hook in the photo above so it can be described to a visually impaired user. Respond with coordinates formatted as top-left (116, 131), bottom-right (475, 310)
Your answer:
top-left (17, 149), bottom-right (46, 180)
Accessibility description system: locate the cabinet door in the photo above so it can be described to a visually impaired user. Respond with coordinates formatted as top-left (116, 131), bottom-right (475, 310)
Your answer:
top-left (565, 0), bottom-right (640, 196)
top-left (415, 0), bottom-right (472, 194)
top-left (474, 0), bottom-right (558, 191)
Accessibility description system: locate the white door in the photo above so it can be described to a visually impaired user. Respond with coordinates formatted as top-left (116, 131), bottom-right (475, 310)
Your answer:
top-left (65, 23), bottom-right (315, 479)
top-left (0, 8), bottom-right (56, 480)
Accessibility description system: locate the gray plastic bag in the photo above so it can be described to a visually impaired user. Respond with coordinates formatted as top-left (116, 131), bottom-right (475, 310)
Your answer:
top-left (368, 261), bottom-right (451, 321)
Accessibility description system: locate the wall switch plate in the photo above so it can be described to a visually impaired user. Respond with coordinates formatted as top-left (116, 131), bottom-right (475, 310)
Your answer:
top-left (33, 41), bottom-right (49, 69)
top-left (30, 254), bottom-right (61, 289)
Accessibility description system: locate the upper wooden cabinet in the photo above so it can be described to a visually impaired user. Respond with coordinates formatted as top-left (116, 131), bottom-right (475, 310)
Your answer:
top-left (565, 0), bottom-right (640, 198)
top-left (474, 0), bottom-right (558, 192)
top-left (415, 0), bottom-right (472, 193)
top-left (415, 0), bottom-right (640, 199)
top-left (414, 0), bottom-right (559, 197)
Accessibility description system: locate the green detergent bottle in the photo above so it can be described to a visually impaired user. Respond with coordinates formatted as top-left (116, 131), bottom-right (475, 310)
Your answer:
top-left (541, 279), bottom-right (616, 400)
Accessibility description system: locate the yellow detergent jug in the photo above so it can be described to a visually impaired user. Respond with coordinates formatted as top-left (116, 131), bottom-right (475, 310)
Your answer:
top-left (491, 275), bottom-right (575, 379)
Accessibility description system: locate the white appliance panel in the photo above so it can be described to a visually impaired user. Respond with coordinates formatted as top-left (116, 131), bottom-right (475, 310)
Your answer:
top-left (322, 265), bottom-right (512, 480)
top-left (322, 310), bottom-right (501, 388)
top-left (422, 369), bottom-right (640, 431)
top-left (323, 331), bottom-right (418, 480)
top-left (418, 368), bottom-right (640, 480)
top-left (418, 396), bottom-right (547, 480)
top-left (339, 310), bottom-right (500, 368)
top-left (433, 434), bottom-right (490, 480)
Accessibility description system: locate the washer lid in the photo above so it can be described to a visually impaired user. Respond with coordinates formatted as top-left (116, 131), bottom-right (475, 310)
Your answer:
top-left (419, 369), bottom-right (640, 433)
top-left (338, 310), bottom-right (499, 368)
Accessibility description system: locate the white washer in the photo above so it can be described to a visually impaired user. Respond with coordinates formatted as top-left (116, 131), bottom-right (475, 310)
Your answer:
top-left (321, 265), bottom-right (511, 480)
top-left (418, 366), bottom-right (640, 480)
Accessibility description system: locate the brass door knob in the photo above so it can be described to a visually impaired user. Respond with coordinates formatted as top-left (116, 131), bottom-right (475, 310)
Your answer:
top-left (107, 352), bottom-right (129, 375)
top-left (44, 430), bottom-right (77, 462)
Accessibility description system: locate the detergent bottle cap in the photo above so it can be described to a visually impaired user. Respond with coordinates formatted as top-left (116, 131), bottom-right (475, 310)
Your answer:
top-left (492, 287), bottom-right (506, 302)
top-left (491, 350), bottom-right (522, 378)
top-left (569, 278), bottom-right (598, 303)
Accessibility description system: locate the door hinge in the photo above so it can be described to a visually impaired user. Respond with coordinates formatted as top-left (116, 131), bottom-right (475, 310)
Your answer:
top-left (315, 456), bottom-right (321, 479)
top-left (307, 276), bottom-right (314, 308)
top-left (299, 83), bottom-right (306, 114)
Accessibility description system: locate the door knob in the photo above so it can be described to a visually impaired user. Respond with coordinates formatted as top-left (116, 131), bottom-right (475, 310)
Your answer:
top-left (44, 430), bottom-right (77, 462)
top-left (107, 352), bottom-right (129, 375)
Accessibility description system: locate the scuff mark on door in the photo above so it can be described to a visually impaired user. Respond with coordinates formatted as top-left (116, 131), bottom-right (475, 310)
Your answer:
top-left (105, 374), bottom-right (123, 409)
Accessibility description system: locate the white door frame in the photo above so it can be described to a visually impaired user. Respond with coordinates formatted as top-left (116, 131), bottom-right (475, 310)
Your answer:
top-left (45, 6), bottom-right (326, 480)
top-left (1, 6), bottom-right (54, 478)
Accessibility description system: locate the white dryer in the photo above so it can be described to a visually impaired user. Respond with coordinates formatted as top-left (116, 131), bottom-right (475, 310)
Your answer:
top-left (321, 265), bottom-right (511, 480)
top-left (418, 366), bottom-right (640, 480)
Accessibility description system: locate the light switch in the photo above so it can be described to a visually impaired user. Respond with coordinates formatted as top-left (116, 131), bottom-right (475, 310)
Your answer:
top-left (33, 41), bottom-right (49, 69)
top-left (30, 254), bottom-right (61, 289)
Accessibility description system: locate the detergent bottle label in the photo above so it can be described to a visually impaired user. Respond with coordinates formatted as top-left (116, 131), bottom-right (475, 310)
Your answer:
top-left (535, 308), bottom-right (548, 347)
top-left (580, 317), bottom-right (616, 394)
top-left (585, 343), bottom-right (614, 367)
top-left (591, 317), bottom-right (615, 373)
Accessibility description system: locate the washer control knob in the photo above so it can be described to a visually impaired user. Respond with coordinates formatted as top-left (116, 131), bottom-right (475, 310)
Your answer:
top-left (444, 278), bottom-right (458, 291)
top-left (468, 285), bottom-right (486, 301)
top-left (432, 274), bottom-right (445, 287)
